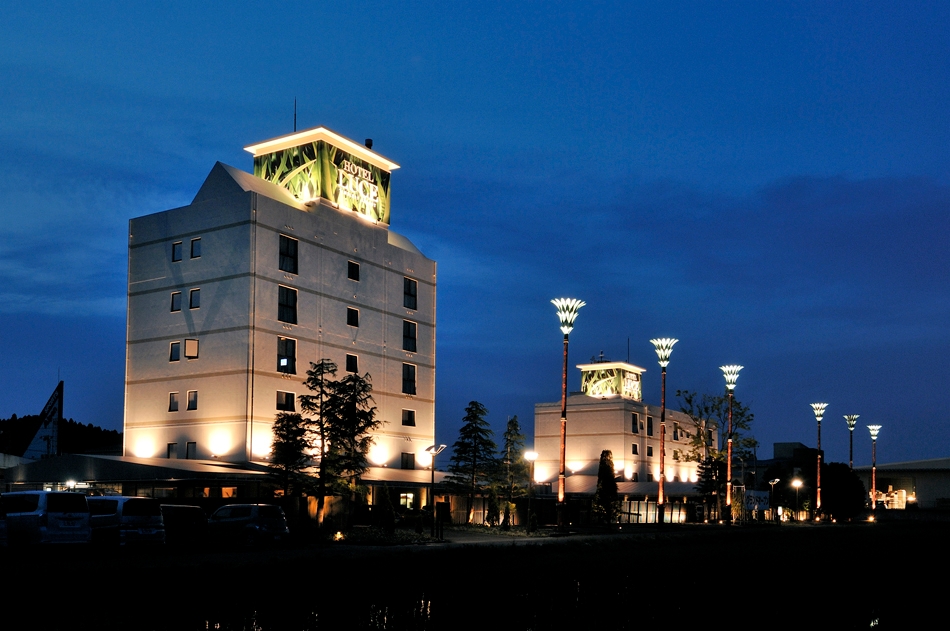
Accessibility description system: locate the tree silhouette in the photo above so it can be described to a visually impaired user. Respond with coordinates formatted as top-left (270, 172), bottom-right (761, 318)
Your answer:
top-left (446, 401), bottom-right (498, 524)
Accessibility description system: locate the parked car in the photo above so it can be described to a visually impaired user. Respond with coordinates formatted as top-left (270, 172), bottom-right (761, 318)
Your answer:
top-left (87, 496), bottom-right (164, 545)
top-left (0, 491), bottom-right (91, 545)
top-left (207, 504), bottom-right (289, 545)
top-left (159, 504), bottom-right (208, 545)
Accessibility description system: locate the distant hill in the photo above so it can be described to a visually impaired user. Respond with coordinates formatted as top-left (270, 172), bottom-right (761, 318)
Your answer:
top-left (0, 415), bottom-right (122, 456)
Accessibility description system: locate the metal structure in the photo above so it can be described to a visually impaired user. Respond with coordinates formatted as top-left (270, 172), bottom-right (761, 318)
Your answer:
top-left (650, 338), bottom-right (678, 512)
top-left (868, 425), bottom-right (882, 510)
top-left (552, 298), bottom-right (585, 529)
top-left (810, 402), bottom-right (827, 513)
top-left (425, 444), bottom-right (446, 537)
top-left (720, 365), bottom-right (743, 510)
top-left (844, 415), bottom-right (859, 470)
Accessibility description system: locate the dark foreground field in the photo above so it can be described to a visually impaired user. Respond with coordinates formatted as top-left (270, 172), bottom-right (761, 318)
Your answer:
top-left (2, 520), bottom-right (942, 630)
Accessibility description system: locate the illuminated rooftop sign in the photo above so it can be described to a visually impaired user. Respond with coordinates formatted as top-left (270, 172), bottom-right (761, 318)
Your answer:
top-left (245, 126), bottom-right (400, 225)
top-left (577, 361), bottom-right (646, 400)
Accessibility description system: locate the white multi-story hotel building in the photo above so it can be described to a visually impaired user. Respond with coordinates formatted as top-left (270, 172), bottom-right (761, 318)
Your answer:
top-left (123, 127), bottom-right (436, 471)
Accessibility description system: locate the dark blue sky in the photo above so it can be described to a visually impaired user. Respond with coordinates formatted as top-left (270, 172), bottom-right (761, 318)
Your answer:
top-left (1, 2), bottom-right (948, 466)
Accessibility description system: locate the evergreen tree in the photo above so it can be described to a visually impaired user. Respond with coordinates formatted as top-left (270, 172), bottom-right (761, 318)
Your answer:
top-left (446, 401), bottom-right (498, 524)
top-left (499, 415), bottom-right (528, 529)
top-left (269, 412), bottom-right (311, 496)
top-left (593, 450), bottom-right (620, 525)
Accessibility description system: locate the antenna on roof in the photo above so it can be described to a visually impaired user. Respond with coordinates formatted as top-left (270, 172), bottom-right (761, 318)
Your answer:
top-left (294, 98), bottom-right (297, 132)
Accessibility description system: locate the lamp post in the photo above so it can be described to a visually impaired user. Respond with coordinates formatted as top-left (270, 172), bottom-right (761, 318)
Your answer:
top-left (525, 450), bottom-right (538, 532)
top-left (768, 478), bottom-right (780, 521)
top-left (868, 425), bottom-right (882, 510)
top-left (720, 365), bottom-right (742, 516)
top-left (810, 402), bottom-right (827, 516)
top-left (650, 338), bottom-right (678, 522)
top-left (552, 298), bottom-right (585, 530)
top-left (425, 444), bottom-right (446, 538)
top-left (844, 415), bottom-right (859, 470)
top-left (792, 478), bottom-right (803, 520)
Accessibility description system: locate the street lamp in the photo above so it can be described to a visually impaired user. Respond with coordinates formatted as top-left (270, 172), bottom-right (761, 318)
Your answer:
top-left (844, 415), bottom-right (859, 470)
top-left (868, 425), bottom-right (882, 510)
top-left (525, 450), bottom-right (538, 532)
top-left (552, 298), bottom-right (585, 530)
top-left (650, 338), bottom-right (678, 520)
top-left (425, 444), bottom-right (446, 538)
top-left (810, 402), bottom-right (827, 516)
top-left (792, 478), bottom-right (803, 520)
top-left (768, 478), bottom-right (780, 521)
top-left (720, 365), bottom-right (742, 515)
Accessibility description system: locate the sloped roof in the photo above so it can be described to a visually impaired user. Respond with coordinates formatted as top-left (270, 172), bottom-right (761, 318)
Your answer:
top-left (192, 162), bottom-right (307, 209)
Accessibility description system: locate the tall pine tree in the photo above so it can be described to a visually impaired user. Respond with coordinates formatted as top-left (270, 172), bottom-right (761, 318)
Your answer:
top-left (446, 401), bottom-right (498, 524)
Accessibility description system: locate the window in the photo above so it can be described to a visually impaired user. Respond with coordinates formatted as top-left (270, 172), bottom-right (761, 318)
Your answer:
top-left (345, 354), bottom-right (358, 373)
top-left (277, 391), bottom-right (295, 411)
top-left (402, 409), bottom-right (416, 427)
top-left (401, 453), bottom-right (415, 470)
top-left (172, 242), bottom-right (182, 262)
top-left (168, 392), bottom-right (179, 412)
top-left (631, 472), bottom-right (639, 482)
top-left (673, 425), bottom-right (679, 441)
top-left (277, 337), bottom-right (296, 374)
top-left (631, 412), bottom-right (639, 434)
top-left (167, 443), bottom-right (178, 459)
top-left (404, 277), bottom-right (418, 310)
top-left (647, 446), bottom-right (654, 457)
top-left (348, 260), bottom-right (360, 281)
top-left (171, 292), bottom-right (182, 312)
top-left (399, 492), bottom-right (414, 508)
top-left (647, 416), bottom-right (654, 436)
top-left (189, 288), bottom-right (200, 309)
top-left (190, 237), bottom-right (201, 259)
top-left (673, 450), bottom-right (680, 462)
top-left (402, 363), bottom-right (416, 395)
top-left (279, 235), bottom-right (298, 274)
top-left (346, 307), bottom-right (359, 327)
top-left (184, 339), bottom-right (199, 359)
top-left (186, 442), bottom-right (196, 459)
top-left (169, 342), bottom-right (181, 362)
top-left (403, 320), bottom-right (417, 352)
top-left (631, 444), bottom-right (639, 455)
top-left (187, 390), bottom-right (198, 411)
top-left (647, 473), bottom-right (654, 482)
top-left (278, 286), bottom-right (297, 324)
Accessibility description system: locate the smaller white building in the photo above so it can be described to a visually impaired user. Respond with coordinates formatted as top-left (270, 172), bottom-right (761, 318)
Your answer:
top-left (534, 360), bottom-right (714, 499)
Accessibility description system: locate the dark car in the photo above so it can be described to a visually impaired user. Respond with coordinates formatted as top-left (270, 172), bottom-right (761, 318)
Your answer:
top-left (160, 504), bottom-right (208, 545)
top-left (207, 504), bottom-right (289, 545)
top-left (88, 496), bottom-right (165, 545)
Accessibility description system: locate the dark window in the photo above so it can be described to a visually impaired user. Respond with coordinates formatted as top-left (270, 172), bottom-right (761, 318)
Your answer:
top-left (167, 443), bottom-right (178, 459)
top-left (190, 238), bottom-right (201, 259)
top-left (673, 425), bottom-right (679, 441)
top-left (172, 242), bottom-right (182, 262)
top-left (631, 472), bottom-right (639, 482)
top-left (279, 235), bottom-right (298, 274)
top-left (169, 392), bottom-right (179, 412)
top-left (347, 307), bottom-right (359, 327)
top-left (647, 416), bottom-right (654, 436)
top-left (401, 453), bottom-right (415, 470)
top-left (707, 430), bottom-right (713, 446)
top-left (184, 339), bottom-right (199, 359)
top-left (402, 363), bottom-right (416, 395)
top-left (186, 442), bottom-right (196, 459)
top-left (345, 354), bottom-right (358, 373)
top-left (189, 288), bottom-right (200, 309)
top-left (187, 390), bottom-right (198, 411)
top-left (647, 473), bottom-right (654, 482)
top-left (348, 261), bottom-right (360, 281)
top-left (402, 410), bottom-right (416, 426)
top-left (277, 337), bottom-right (296, 374)
top-left (631, 412), bottom-right (639, 434)
top-left (169, 342), bottom-right (181, 362)
top-left (404, 277), bottom-right (418, 310)
top-left (673, 450), bottom-right (680, 461)
top-left (631, 444), bottom-right (638, 455)
top-left (647, 446), bottom-right (654, 457)
top-left (277, 391), bottom-right (295, 411)
top-left (403, 320), bottom-right (417, 352)
top-left (278, 286), bottom-right (297, 324)
top-left (171, 292), bottom-right (182, 312)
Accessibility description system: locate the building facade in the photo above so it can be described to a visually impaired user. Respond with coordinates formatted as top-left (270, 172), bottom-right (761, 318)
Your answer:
top-left (534, 360), bottom-right (713, 498)
top-left (123, 127), bottom-right (436, 471)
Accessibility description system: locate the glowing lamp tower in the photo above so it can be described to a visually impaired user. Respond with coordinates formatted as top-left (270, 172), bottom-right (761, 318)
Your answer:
top-left (844, 414), bottom-right (860, 470)
top-left (810, 402), bottom-right (827, 513)
top-left (868, 424), bottom-right (882, 510)
top-left (720, 365), bottom-right (742, 512)
top-left (552, 298), bottom-right (585, 529)
top-left (650, 338), bottom-right (678, 513)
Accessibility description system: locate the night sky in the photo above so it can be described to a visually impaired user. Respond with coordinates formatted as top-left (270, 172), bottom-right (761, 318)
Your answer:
top-left (2, 3), bottom-right (948, 467)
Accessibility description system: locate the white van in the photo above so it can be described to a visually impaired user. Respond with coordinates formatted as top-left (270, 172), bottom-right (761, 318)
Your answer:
top-left (0, 491), bottom-right (91, 545)
top-left (87, 496), bottom-right (165, 545)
